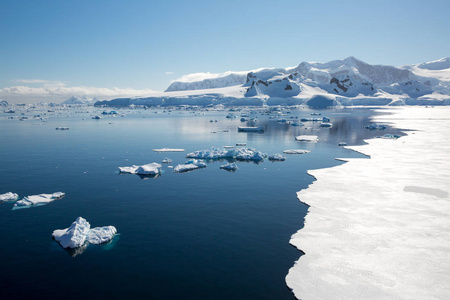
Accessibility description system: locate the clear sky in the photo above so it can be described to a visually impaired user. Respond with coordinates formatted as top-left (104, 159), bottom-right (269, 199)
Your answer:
top-left (1, 0), bottom-right (449, 103)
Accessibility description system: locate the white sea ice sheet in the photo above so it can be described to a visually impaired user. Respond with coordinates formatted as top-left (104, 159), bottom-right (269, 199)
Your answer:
top-left (13, 192), bottom-right (65, 209)
top-left (0, 192), bottom-right (18, 202)
top-left (286, 107), bottom-right (450, 300)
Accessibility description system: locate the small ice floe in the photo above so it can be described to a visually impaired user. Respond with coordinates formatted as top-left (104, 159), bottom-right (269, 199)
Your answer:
top-left (235, 148), bottom-right (266, 162)
top-left (174, 164), bottom-right (199, 173)
top-left (291, 122), bottom-right (304, 127)
top-left (238, 126), bottom-right (264, 132)
top-left (295, 135), bottom-right (319, 142)
top-left (161, 158), bottom-right (172, 164)
top-left (92, 116), bottom-right (102, 120)
top-left (338, 142), bottom-right (347, 146)
top-left (320, 122), bottom-right (333, 128)
top-left (152, 148), bottom-right (185, 152)
top-left (220, 162), bottom-right (238, 171)
top-left (268, 153), bottom-right (287, 161)
top-left (364, 123), bottom-right (387, 130)
top-left (283, 149), bottom-right (311, 154)
top-left (52, 217), bottom-right (117, 250)
top-left (118, 163), bottom-right (162, 176)
top-left (236, 143), bottom-right (246, 146)
top-left (185, 159), bottom-right (207, 168)
top-left (13, 192), bottom-right (65, 210)
top-left (55, 127), bottom-right (69, 130)
top-left (0, 192), bottom-right (19, 202)
top-left (376, 134), bottom-right (401, 139)
top-left (223, 146), bottom-right (235, 149)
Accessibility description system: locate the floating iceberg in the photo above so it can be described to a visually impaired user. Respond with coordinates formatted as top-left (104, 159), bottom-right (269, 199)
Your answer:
top-left (0, 192), bottom-right (18, 202)
top-left (364, 123), bottom-right (387, 130)
top-left (320, 122), bottom-right (333, 127)
top-left (185, 159), bottom-right (207, 168)
top-left (268, 153), bottom-right (287, 161)
top-left (118, 163), bottom-right (162, 176)
top-left (283, 149), bottom-right (311, 154)
top-left (174, 164), bottom-right (199, 173)
top-left (161, 158), bottom-right (172, 163)
top-left (152, 148), bottom-right (185, 152)
top-left (186, 147), bottom-right (266, 161)
top-left (53, 217), bottom-right (117, 249)
top-left (220, 162), bottom-right (238, 171)
top-left (52, 217), bottom-right (90, 248)
top-left (295, 135), bottom-right (319, 142)
top-left (13, 192), bottom-right (65, 209)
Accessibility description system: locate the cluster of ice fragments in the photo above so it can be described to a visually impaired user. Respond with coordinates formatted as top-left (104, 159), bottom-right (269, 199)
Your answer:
top-left (118, 163), bottom-right (162, 176)
top-left (186, 147), bottom-right (267, 162)
top-left (13, 192), bottom-right (65, 210)
top-left (52, 217), bottom-right (117, 248)
top-left (220, 162), bottom-right (238, 171)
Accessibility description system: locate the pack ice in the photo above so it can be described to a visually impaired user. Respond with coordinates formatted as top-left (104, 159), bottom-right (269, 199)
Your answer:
top-left (52, 217), bottom-right (117, 249)
top-left (13, 192), bottom-right (65, 210)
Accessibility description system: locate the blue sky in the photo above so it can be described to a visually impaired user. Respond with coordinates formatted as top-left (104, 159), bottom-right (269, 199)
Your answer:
top-left (1, 0), bottom-right (449, 102)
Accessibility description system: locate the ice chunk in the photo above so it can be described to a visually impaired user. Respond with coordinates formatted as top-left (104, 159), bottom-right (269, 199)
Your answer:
top-left (174, 164), bottom-right (199, 173)
top-left (152, 148), bottom-right (185, 152)
top-left (13, 192), bottom-right (65, 209)
top-left (364, 123), bottom-right (387, 130)
top-left (220, 162), bottom-right (238, 171)
top-left (320, 122), bottom-right (333, 127)
top-left (376, 134), bottom-right (401, 139)
top-left (186, 147), bottom-right (266, 161)
top-left (161, 158), bottom-right (172, 163)
top-left (87, 226), bottom-right (117, 245)
top-left (338, 142), bottom-right (347, 146)
top-left (0, 192), bottom-right (19, 202)
top-left (185, 159), bottom-right (207, 168)
top-left (295, 135), bottom-right (319, 142)
top-left (52, 217), bottom-right (90, 249)
top-left (283, 149), bottom-right (311, 154)
top-left (235, 148), bottom-right (266, 161)
top-left (268, 153), bottom-right (287, 161)
top-left (53, 217), bottom-right (117, 250)
top-left (119, 163), bottom-right (162, 175)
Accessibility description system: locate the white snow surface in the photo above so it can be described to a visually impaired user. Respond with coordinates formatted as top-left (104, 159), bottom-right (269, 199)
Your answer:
top-left (53, 217), bottom-right (117, 248)
top-left (0, 192), bottom-right (18, 202)
top-left (286, 107), bottom-right (450, 300)
top-left (13, 192), bottom-right (65, 209)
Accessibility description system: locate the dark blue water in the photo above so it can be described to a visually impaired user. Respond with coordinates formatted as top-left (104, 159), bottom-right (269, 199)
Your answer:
top-left (0, 107), bottom-right (402, 299)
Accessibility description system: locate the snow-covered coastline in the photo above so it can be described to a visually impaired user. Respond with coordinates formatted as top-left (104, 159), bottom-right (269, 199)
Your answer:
top-left (286, 107), bottom-right (450, 299)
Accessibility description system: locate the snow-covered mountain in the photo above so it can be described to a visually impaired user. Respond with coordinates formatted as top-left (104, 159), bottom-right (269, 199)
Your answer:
top-left (63, 96), bottom-right (99, 105)
top-left (96, 57), bottom-right (450, 107)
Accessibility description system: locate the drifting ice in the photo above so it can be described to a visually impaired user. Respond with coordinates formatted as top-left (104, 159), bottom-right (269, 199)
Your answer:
top-left (268, 153), bottom-right (287, 161)
top-left (13, 192), bottom-right (65, 209)
top-left (186, 147), bottom-right (267, 161)
top-left (295, 135), bottom-right (319, 142)
top-left (364, 123), bottom-right (387, 130)
top-left (220, 162), bottom-right (238, 171)
top-left (185, 159), bottom-right (207, 168)
top-left (152, 148), bottom-right (185, 152)
top-left (174, 164), bottom-right (199, 173)
top-left (283, 149), bottom-right (311, 154)
top-left (0, 192), bottom-right (19, 202)
top-left (119, 163), bottom-right (162, 175)
top-left (52, 217), bottom-right (117, 249)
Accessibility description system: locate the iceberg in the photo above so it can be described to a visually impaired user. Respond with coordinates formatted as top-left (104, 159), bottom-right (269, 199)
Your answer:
top-left (118, 163), bottom-right (162, 176)
top-left (13, 192), bottom-right (65, 209)
top-left (295, 135), bottom-right (319, 142)
top-left (173, 164), bottom-right (199, 173)
top-left (185, 159), bottom-right (207, 168)
top-left (219, 162), bottom-right (238, 171)
top-left (161, 158), bottom-right (172, 163)
top-left (268, 153), bottom-right (287, 161)
top-left (53, 217), bottom-right (117, 249)
top-left (283, 149), bottom-right (311, 154)
top-left (186, 147), bottom-right (267, 161)
top-left (152, 148), bottom-right (185, 152)
top-left (52, 217), bottom-right (90, 249)
top-left (0, 192), bottom-right (19, 202)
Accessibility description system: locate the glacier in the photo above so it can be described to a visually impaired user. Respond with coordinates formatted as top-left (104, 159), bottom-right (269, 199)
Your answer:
top-left (94, 57), bottom-right (450, 108)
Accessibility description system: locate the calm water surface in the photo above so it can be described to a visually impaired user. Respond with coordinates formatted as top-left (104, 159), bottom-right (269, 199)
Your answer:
top-left (0, 106), bottom-right (403, 299)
